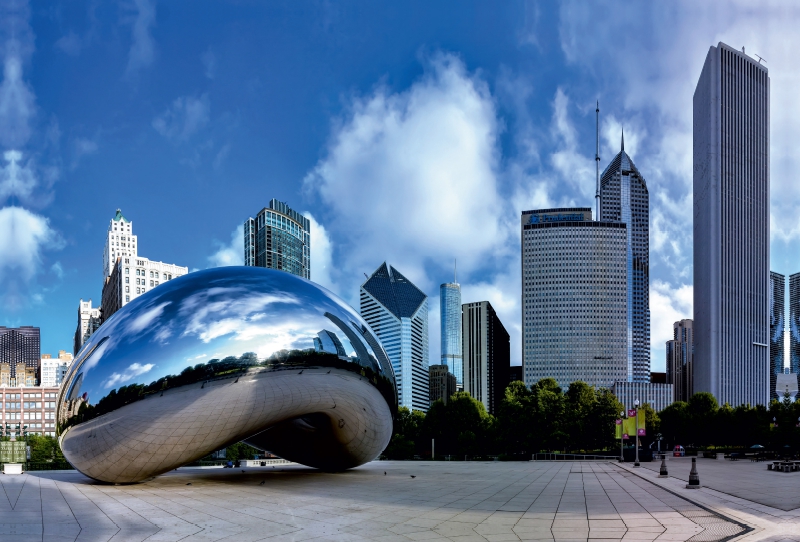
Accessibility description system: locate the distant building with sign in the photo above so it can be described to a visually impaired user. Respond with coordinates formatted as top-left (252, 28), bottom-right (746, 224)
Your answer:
top-left (521, 207), bottom-right (629, 389)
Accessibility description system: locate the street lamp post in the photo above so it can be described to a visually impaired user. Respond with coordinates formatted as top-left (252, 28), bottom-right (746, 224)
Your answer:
top-left (634, 400), bottom-right (640, 467)
top-left (619, 411), bottom-right (625, 462)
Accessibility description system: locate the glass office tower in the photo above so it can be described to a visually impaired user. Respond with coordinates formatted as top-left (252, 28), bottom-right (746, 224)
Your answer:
top-left (599, 134), bottom-right (650, 382)
top-left (770, 272), bottom-right (785, 400)
top-left (244, 199), bottom-right (310, 279)
top-left (360, 263), bottom-right (430, 411)
top-left (440, 281), bottom-right (463, 387)
top-left (694, 42), bottom-right (770, 406)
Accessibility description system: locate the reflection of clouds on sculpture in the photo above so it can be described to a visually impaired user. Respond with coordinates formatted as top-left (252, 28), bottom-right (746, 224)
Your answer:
top-left (103, 362), bottom-right (156, 389)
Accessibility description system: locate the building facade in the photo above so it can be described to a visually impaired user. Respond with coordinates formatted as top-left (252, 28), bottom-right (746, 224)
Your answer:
top-left (0, 387), bottom-right (60, 436)
top-left (103, 209), bottom-right (138, 279)
top-left (788, 273), bottom-right (800, 395)
top-left (666, 319), bottom-right (694, 403)
top-left (771, 272), bottom-right (786, 400)
top-left (74, 299), bottom-right (102, 355)
top-left (509, 365), bottom-right (522, 384)
top-left (599, 136), bottom-right (651, 382)
top-left (693, 42), bottom-right (770, 407)
top-left (611, 381), bottom-right (674, 413)
top-left (429, 364), bottom-right (457, 406)
top-left (521, 208), bottom-right (629, 390)
top-left (40, 351), bottom-right (72, 388)
top-left (360, 263), bottom-right (429, 411)
top-left (0, 326), bottom-right (40, 387)
top-left (101, 256), bottom-right (187, 322)
top-left (463, 301), bottom-right (510, 415)
top-left (244, 199), bottom-right (310, 279)
top-left (440, 281), bottom-right (463, 387)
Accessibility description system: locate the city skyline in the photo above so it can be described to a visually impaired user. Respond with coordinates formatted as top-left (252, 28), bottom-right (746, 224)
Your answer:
top-left (4, 3), bottom-right (800, 375)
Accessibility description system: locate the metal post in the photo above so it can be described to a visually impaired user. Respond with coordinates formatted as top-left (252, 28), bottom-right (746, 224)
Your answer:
top-left (687, 457), bottom-right (701, 488)
top-left (634, 401), bottom-right (640, 467)
top-left (619, 411), bottom-right (625, 462)
top-left (659, 455), bottom-right (668, 478)
top-left (432, 439), bottom-right (434, 460)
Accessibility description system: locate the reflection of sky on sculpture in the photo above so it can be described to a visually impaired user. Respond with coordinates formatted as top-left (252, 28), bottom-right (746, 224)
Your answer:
top-left (65, 267), bottom-right (391, 406)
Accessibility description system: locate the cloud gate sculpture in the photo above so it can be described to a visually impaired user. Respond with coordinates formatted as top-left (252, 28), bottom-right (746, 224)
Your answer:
top-left (58, 267), bottom-right (397, 483)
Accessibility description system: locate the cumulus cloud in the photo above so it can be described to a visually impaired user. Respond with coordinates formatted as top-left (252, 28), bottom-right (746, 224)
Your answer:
top-left (208, 224), bottom-right (244, 267)
top-left (0, 206), bottom-right (62, 281)
top-left (201, 48), bottom-right (216, 79)
top-left (304, 53), bottom-right (506, 290)
top-left (307, 213), bottom-right (334, 291)
top-left (124, 0), bottom-right (157, 77)
top-left (152, 94), bottom-right (210, 141)
top-left (650, 280), bottom-right (693, 371)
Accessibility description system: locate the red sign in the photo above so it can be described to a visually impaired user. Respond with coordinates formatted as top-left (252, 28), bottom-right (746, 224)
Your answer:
top-left (628, 409), bottom-right (636, 418)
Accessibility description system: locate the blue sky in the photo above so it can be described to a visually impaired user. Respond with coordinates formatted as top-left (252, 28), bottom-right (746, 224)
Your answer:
top-left (3, 1), bottom-right (800, 370)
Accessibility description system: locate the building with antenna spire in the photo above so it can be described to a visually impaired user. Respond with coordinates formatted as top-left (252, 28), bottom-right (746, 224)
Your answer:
top-left (440, 261), bottom-right (463, 388)
top-left (599, 130), bottom-right (651, 382)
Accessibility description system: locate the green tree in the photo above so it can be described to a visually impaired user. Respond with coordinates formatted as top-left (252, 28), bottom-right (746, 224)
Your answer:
top-left (383, 406), bottom-right (426, 459)
top-left (496, 381), bottom-right (535, 455)
top-left (564, 381), bottom-right (597, 451)
top-left (424, 391), bottom-right (493, 457)
top-left (688, 392), bottom-right (719, 447)
top-left (531, 378), bottom-right (566, 451)
top-left (659, 401), bottom-right (689, 446)
top-left (225, 442), bottom-right (259, 461)
top-left (584, 388), bottom-right (623, 452)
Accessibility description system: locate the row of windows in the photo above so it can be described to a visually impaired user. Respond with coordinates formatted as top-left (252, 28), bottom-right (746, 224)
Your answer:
top-left (0, 393), bottom-right (53, 399)
top-left (0, 412), bottom-right (56, 420)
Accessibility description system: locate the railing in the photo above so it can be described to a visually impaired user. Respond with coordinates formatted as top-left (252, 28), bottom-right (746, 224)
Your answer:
top-left (19, 462), bottom-right (74, 471)
top-left (533, 453), bottom-right (617, 461)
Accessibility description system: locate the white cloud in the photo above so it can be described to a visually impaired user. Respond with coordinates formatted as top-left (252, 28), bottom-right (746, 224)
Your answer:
top-left (55, 32), bottom-right (82, 56)
top-left (306, 213), bottom-right (333, 291)
top-left (0, 150), bottom-right (37, 203)
top-left (0, 206), bottom-right (62, 282)
top-left (304, 53), bottom-right (507, 297)
top-left (152, 94), bottom-right (210, 141)
top-left (649, 280), bottom-right (693, 372)
top-left (71, 137), bottom-right (98, 169)
top-left (125, 0), bottom-right (157, 77)
top-left (201, 48), bottom-right (216, 79)
top-left (208, 224), bottom-right (243, 267)
top-left (104, 362), bottom-right (155, 389)
top-left (0, 1), bottom-right (35, 149)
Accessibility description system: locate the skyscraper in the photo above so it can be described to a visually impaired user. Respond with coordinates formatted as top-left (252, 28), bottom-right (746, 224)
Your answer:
top-left (770, 272), bottom-right (785, 400)
top-left (666, 319), bottom-right (694, 403)
top-left (521, 208), bottom-right (629, 389)
top-left (0, 326), bottom-right (40, 387)
top-left (462, 301), bottom-right (510, 415)
top-left (788, 273), bottom-right (800, 393)
top-left (429, 364), bottom-right (457, 406)
top-left (99, 210), bottom-right (188, 322)
top-left (74, 299), bottom-right (102, 355)
top-left (694, 42), bottom-right (770, 406)
top-left (599, 133), bottom-right (650, 382)
top-left (440, 269), bottom-right (463, 387)
top-left (244, 199), bottom-right (310, 279)
top-left (360, 263), bottom-right (429, 411)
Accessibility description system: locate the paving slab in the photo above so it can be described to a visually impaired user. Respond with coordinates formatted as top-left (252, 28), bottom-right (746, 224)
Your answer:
top-left (0, 461), bottom-right (753, 541)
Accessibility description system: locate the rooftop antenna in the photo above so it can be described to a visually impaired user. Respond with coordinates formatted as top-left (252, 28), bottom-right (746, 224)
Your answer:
top-left (755, 54), bottom-right (766, 64)
top-left (595, 100), bottom-right (600, 220)
top-left (363, 273), bottom-right (369, 280)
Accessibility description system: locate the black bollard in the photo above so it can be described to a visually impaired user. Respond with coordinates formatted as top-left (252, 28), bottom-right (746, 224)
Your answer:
top-left (686, 457), bottom-right (701, 489)
top-left (659, 455), bottom-right (668, 478)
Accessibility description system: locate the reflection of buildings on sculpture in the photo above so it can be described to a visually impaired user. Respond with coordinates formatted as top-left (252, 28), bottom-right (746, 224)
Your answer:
top-left (0, 387), bottom-right (60, 437)
top-left (244, 199), bottom-right (310, 279)
top-left (0, 326), bottom-right (40, 387)
top-left (40, 351), bottom-right (73, 388)
top-left (666, 319), bottom-right (693, 403)
top-left (74, 299), bottom-right (102, 356)
top-left (775, 369), bottom-right (798, 402)
top-left (521, 208), bottom-right (629, 390)
top-left (463, 301), bottom-right (510, 415)
top-left (429, 364), bottom-right (457, 406)
top-left (361, 262), bottom-right (429, 411)
top-left (98, 209), bottom-right (188, 323)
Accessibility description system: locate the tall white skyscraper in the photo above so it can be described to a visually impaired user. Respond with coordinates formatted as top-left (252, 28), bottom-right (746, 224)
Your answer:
top-left (440, 268), bottom-right (462, 387)
top-left (360, 263), bottom-right (429, 411)
top-left (694, 42), bottom-right (770, 407)
top-left (103, 209), bottom-right (138, 279)
top-left (100, 210), bottom-right (188, 321)
top-left (73, 299), bottom-right (102, 355)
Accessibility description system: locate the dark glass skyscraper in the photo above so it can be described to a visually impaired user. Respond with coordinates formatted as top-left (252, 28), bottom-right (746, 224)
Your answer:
top-left (666, 319), bottom-right (693, 403)
top-left (0, 326), bottom-right (41, 386)
top-left (770, 272), bottom-right (785, 400)
top-left (244, 199), bottom-right (310, 279)
top-left (440, 280), bottom-right (463, 387)
top-left (599, 135), bottom-right (650, 382)
top-left (360, 263), bottom-right (429, 411)
top-left (694, 42), bottom-right (770, 406)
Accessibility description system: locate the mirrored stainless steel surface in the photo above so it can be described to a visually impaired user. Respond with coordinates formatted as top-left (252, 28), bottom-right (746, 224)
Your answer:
top-left (58, 267), bottom-right (397, 483)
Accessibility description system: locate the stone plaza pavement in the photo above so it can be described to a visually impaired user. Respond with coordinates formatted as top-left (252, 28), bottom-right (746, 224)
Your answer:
top-left (0, 460), bottom-right (767, 542)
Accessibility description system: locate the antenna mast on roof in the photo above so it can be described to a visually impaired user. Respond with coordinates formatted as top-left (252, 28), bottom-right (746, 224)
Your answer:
top-left (595, 100), bottom-right (601, 220)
